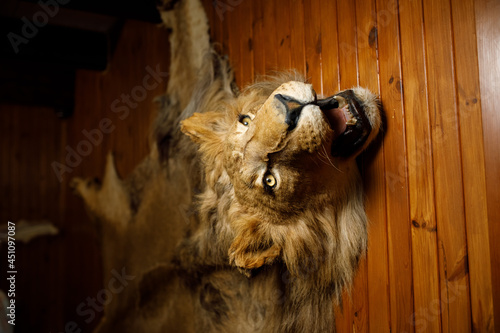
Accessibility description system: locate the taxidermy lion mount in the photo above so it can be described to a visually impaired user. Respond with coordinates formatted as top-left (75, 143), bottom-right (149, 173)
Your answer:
top-left (72, 0), bottom-right (382, 331)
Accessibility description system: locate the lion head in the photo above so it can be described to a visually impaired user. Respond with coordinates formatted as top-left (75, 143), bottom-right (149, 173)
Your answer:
top-left (181, 74), bottom-right (381, 291)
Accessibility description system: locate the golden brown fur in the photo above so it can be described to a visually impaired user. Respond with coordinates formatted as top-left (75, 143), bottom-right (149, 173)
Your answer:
top-left (71, 0), bottom-right (382, 332)
top-left (177, 74), bottom-right (381, 332)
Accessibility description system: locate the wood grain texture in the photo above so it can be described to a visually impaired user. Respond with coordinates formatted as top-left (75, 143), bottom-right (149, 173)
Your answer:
top-left (302, 0), bottom-right (322, 91)
top-left (335, 1), bottom-right (365, 331)
top-left (275, 0), bottom-right (291, 71)
top-left (239, 0), bottom-right (254, 87)
top-left (252, 0), bottom-right (266, 77)
top-left (423, 0), bottom-right (471, 331)
top-left (451, 0), bottom-right (494, 331)
top-left (320, 0), bottom-right (339, 95)
top-left (227, 3), bottom-right (242, 85)
top-left (337, 0), bottom-right (358, 90)
top-left (399, 0), bottom-right (441, 332)
top-left (262, 0), bottom-right (278, 72)
top-left (356, 0), bottom-right (391, 331)
top-left (333, 0), bottom-right (355, 323)
top-left (63, 22), bottom-right (170, 333)
top-left (374, 0), bottom-right (415, 331)
top-left (0, 105), bottom-right (66, 332)
top-left (475, 0), bottom-right (500, 330)
top-left (289, 0), bottom-right (306, 77)
top-left (0, 20), bottom-right (170, 332)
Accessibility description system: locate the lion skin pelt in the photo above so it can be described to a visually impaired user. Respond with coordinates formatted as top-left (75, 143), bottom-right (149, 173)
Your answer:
top-left (71, 0), bottom-right (366, 332)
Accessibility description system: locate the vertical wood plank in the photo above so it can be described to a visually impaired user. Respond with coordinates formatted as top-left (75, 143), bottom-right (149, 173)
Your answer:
top-left (252, 0), bottom-right (265, 78)
top-left (350, 1), bottom-right (369, 322)
top-left (399, 1), bottom-right (442, 332)
top-left (355, 0), bottom-right (391, 331)
top-left (262, 0), bottom-right (278, 72)
top-left (39, 108), bottom-right (66, 332)
top-left (364, 141), bottom-right (390, 333)
top-left (375, 0), bottom-right (414, 331)
top-left (320, 0), bottom-right (340, 95)
top-left (11, 108), bottom-right (20, 219)
top-left (0, 105), bottom-right (66, 332)
top-left (337, 0), bottom-right (359, 90)
top-left (0, 108), bottom-right (12, 221)
top-left (64, 70), bottom-right (107, 332)
top-left (302, 0), bottom-right (322, 92)
top-left (61, 20), bottom-right (171, 331)
top-left (352, 260), bottom-right (369, 333)
top-left (335, 0), bottom-right (363, 331)
top-left (239, 0), bottom-right (254, 87)
top-left (475, 0), bottom-right (500, 328)
top-left (422, 0), bottom-right (472, 331)
top-left (450, 0), bottom-right (494, 331)
top-left (275, 0), bottom-right (291, 71)
top-left (227, 3), bottom-right (242, 86)
top-left (289, 0), bottom-right (306, 76)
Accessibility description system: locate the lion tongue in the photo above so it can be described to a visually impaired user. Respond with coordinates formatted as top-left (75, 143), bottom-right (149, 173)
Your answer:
top-left (323, 108), bottom-right (347, 138)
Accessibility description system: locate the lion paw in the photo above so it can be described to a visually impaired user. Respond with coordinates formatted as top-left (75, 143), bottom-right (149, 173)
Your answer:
top-left (228, 243), bottom-right (281, 276)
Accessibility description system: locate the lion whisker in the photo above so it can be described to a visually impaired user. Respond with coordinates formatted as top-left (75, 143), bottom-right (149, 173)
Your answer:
top-left (320, 144), bottom-right (342, 172)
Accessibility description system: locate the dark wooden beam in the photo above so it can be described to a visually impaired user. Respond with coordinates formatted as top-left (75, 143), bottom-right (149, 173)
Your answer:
top-left (0, 59), bottom-right (75, 117)
top-left (19, 0), bottom-right (161, 23)
top-left (0, 17), bottom-right (110, 70)
top-left (2, 1), bottom-right (121, 33)
top-left (0, 0), bottom-right (162, 113)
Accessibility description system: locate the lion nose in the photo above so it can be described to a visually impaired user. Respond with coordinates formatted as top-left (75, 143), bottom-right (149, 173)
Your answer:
top-left (316, 96), bottom-right (340, 110)
top-left (274, 94), bottom-right (305, 131)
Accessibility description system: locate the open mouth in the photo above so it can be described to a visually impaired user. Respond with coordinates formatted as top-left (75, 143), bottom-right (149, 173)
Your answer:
top-left (316, 90), bottom-right (372, 157)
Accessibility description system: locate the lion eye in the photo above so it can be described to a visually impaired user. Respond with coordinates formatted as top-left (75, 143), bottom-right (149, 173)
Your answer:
top-left (264, 173), bottom-right (277, 189)
top-left (239, 115), bottom-right (252, 126)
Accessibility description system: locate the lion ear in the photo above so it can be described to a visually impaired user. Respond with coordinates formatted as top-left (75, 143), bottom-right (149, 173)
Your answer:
top-left (181, 111), bottom-right (225, 144)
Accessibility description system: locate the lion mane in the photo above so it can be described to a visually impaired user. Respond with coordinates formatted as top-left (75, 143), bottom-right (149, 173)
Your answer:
top-left (176, 71), bottom-right (380, 332)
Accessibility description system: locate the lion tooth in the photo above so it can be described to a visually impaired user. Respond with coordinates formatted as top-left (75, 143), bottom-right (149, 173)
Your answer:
top-left (333, 96), bottom-right (347, 108)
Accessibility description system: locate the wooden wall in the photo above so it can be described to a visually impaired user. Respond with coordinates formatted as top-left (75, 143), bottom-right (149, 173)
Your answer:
top-left (0, 0), bottom-right (498, 332)
top-left (0, 20), bottom-right (169, 332)
top-left (202, 0), bottom-right (499, 332)
top-left (0, 104), bottom-right (67, 331)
